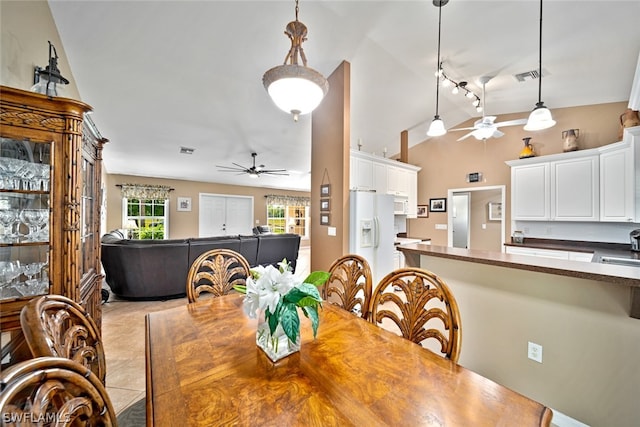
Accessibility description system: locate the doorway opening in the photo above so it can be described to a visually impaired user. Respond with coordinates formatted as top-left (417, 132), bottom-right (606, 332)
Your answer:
top-left (447, 185), bottom-right (505, 252)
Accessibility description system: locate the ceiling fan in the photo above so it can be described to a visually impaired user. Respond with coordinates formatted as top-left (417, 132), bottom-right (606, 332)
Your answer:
top-left (216, 152), bottom-right (289, 178)
top-left (451, 76), bottom-right (527, 141)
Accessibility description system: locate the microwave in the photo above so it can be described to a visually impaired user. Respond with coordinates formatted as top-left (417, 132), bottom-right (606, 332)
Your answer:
top-left (393, 197), bottom-right (408, 215)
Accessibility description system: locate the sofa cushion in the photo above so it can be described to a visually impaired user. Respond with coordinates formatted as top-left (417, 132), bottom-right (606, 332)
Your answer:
top-left (239, 235), bottom-right (259, 266)
top-left (256, 233), bottom-right (301, 272)
top-left (187, 236), bottom-right (242, 266)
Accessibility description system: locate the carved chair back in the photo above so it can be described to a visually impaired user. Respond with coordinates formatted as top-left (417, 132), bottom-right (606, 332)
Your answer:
top-left (186, 248), bottom-right (251, 303)
top-left (323, 254), bottom-right (373, 319)
top-left (0, 356), bottom-right (117, 426)
top-left (369, 267), bottom-right (462, 362)
top-left (20, 294), bottom-right (106, 383)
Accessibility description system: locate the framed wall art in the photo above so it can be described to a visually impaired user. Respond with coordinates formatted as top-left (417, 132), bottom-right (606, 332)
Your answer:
top-left (320, 198), bottom-right (330, 211)
top-left (488, 202), bottom-right (502, 221)
top-left (177, 197), bottom-right (192, 212)
top-left (320, 184), bottom-right (331, 197)
top-left (429, 198), bottom-right (446, 213)
top-left (417, 205), bottom-right (429, 218)
top-left (320, 213), bottom-right (330, 226)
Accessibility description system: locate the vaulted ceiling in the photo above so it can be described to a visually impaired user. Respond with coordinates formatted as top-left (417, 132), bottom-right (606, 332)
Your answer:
top-left (49, 0), bottom-right (640, 191)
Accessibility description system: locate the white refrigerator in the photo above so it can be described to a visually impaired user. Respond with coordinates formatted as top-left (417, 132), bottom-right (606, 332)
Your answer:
top-left (349, 191), bottom-right (395, 289)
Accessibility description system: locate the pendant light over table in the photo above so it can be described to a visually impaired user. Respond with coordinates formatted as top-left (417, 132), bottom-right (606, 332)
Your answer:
top-left (524, 0), bottom-right (556, 131)
top-left (262, 0), bottom-right (329, 122)
top-left (427, 0), bottom-right (448, 137)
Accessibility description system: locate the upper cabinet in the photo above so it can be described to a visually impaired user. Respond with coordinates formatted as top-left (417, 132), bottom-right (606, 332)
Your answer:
top-left (599, 132), bottom-right (639, 222)
top-left (350, 150), bottom-right (421, 217)
top-left (507, 126), bottom-right (640, 223)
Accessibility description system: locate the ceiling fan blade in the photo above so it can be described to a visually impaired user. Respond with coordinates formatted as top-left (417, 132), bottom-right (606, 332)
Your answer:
top-left (457, 132), bottom-right (476, 141)
top-left (216, 165), bottom-right (246, 171)
top-left (231, 162), bottom-right (249, 169)
top-left (450, 126), bottom-right (477, 132)
top-left (494, 118), bottom-right (527, 128)
top-left (492, 129), bottom-right (505, 138)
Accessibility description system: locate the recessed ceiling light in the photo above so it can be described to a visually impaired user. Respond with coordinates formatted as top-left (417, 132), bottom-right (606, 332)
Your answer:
top-left (180, 147), bottom-right (195, 154)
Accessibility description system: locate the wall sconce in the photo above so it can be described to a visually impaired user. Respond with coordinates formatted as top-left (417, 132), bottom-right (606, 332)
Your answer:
top-left (31, 41), bottom-right (69, 97)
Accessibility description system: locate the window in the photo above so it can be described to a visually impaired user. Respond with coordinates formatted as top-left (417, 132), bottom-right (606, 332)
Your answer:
top-left (267, 204), bottom-right (309, 238)
top-left (123, 198), bottom-right (168, 239)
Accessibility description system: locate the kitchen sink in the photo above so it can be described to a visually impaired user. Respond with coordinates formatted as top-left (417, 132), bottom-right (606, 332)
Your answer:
top-left (599, 256), bottom-right (640, 267)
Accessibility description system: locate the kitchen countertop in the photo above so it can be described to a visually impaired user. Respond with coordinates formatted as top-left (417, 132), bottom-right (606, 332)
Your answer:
top-left (503, 238), bottom-right (640, 262)
top-left (396, 242), bottom-right (640, 287)
top-left (394, 237), bottom-right (430, 246)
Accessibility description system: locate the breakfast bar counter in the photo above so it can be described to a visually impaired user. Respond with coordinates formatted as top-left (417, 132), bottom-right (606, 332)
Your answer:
top-left (395, 243), bottom-right (640, 426)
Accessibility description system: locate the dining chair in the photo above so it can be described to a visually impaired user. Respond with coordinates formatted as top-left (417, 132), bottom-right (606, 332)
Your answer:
top-left (20, 294), bottom-right (106, 383)
top-left (186, 248), bottom-right (251, 303)
top-left (322, 254), bottom-right (373, 319)
top-left (0, 356), bottom-right (117, 426)
top-left (369, 267), bottom-right (462, 363)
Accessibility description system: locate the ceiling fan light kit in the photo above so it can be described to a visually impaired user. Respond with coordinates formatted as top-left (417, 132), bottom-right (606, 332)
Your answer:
top-left (524, 0), bottom-right (556, 131)
top-left (262, 0), bottom-right (328, 122)
top-left (427, 0), bottom-right (449, 138)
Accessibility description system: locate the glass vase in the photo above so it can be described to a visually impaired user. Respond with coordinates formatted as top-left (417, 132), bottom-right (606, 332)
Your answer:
top-left (256, 318), bottom-right (300, 362)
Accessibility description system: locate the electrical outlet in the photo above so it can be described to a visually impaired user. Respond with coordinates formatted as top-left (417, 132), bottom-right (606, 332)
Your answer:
top-left (528, 341), bottom-right (543, 363)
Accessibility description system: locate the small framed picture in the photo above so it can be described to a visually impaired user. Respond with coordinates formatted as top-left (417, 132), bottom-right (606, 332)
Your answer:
top-left (177, 197), bottom-right (192, 212)
top-left (417, 205), bottom-right (429, 218)
top-left (320, 184), bottom-right (331, 197)
top-left (320, 213), bottom-right (330, 226)
top-left (320, 198), bottom-right (330, 211)
top-left (489, 202), bottom-right (502, 221)
top-left (429, 198), bottom-right (446, 213)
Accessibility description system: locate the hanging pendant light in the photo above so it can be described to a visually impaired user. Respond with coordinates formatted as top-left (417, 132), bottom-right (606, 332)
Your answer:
top-left (427, 0), bottom-right (449, 137)
top-left (262, 0), bottom-right (329, 122)
top-left (31, 41), bottom-right (69, 97)
top-left (524, 0), bottom-right (556, 131)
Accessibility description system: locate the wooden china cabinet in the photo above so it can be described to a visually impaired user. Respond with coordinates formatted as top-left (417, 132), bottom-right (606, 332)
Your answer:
top-left (0, 86), bottom-right (107, 367)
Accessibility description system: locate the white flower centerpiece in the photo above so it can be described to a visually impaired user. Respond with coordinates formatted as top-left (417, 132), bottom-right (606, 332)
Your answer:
top-left (235, 259), bottom-right (330, 362)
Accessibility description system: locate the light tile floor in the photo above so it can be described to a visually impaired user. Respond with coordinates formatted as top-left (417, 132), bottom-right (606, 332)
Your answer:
top-left (102, 246), bottom-right (310, 414)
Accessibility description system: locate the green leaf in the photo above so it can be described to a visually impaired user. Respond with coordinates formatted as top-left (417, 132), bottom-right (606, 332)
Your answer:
top-left (280, 303), bottom-right (300, 343)
top-left (232, 285), bottom-right (247, 294)
top-left (297, 283), bottom-right (322, 301)
top-left (302, 305), bottom-right (320, 338)
top-left (303, 271), bottom-right (331, 287)
top-left (282, 284), bottom-right (322, 306)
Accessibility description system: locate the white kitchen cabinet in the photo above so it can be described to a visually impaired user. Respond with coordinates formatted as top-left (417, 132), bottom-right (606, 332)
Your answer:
top-left (350, 156), bottom-right (374, 191)
top-left (551, 156), bottom-right (599, 221)
top-left (510, 163), bottom-right (550, 220)
top-left (350, 150), bottom-right (421, 218)
top-left (600, 137), bottom-right (638, 222)
top-left (387, 166), bottom-right (409, 197)
top-left (373, 162), bottom-right (387, 194)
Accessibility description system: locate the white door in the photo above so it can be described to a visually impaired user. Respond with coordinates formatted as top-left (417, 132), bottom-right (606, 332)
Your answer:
top-left (452, 193), bottom-right (470, 249)
top-left (199, 194), bottom-right (253, 237)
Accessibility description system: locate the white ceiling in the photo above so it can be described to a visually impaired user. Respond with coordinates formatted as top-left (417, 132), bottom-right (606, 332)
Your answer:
top-left (48, 0), bottom-right (640, 192)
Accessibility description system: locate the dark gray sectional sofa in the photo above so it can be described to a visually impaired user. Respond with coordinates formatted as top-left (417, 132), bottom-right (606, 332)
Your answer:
top-left (100, 230), bottom-right (301, 300)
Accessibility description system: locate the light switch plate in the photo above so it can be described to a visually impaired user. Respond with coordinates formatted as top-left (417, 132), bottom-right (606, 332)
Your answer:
top-left (435, 224), bottom-right (447, 230)
top-left (328, 227), bottom-right (336, 236)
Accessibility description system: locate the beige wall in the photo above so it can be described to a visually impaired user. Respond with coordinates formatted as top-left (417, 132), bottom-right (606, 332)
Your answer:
top-left (310, 61), bottom-right (351, 272)
top-left (469, 188), bottom-right (502, 251)
top-left (407, 101), bottom-right (628, 245)
top-left (1, 0), bottom-right (80, 99)
top-left (420, 255), bottom-right (640, 427)
top-left (105, 174), bottom-right (310, 243)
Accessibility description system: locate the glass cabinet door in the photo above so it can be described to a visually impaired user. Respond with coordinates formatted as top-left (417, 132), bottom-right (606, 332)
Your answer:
top-left (0, 138), bottom-right (51, 300)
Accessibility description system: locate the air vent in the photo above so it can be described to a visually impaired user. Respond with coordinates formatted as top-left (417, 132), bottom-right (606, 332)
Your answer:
top-left (514, 70), bottom-right (540, 82)
top-left (180, 147), bottom-right (195, 154)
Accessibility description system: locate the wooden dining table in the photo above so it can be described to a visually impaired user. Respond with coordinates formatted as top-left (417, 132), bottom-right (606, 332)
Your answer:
top-left (145, 294), bottom-right (552, 426)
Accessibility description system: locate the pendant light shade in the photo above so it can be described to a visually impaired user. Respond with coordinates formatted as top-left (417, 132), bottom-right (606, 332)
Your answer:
top-left (427, 116), bottom-right (446, 137)
top-left (524, 0), bottom-right (556, 131)
top-left (262, 0), bottom-right (328, 122)
top-left (426, 0), bottom-right (449, 137)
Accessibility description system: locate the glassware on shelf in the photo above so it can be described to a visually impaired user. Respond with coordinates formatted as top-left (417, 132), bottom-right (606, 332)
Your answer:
top-left (0, 209), bottom-right (18, 242)
top-left (19, 209), bottom-right (47, 242)
top-left (0, 260), bottom-right (23, 299)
